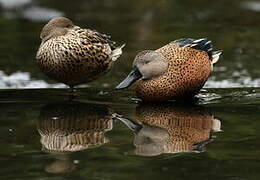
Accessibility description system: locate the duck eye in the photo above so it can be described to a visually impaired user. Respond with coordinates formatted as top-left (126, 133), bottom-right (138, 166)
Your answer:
top-left (66, 24), bottom-right (72, 28)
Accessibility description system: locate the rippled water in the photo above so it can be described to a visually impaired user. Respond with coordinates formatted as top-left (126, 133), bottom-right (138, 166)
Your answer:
top-left (0, 0), bottom-right (260, 179)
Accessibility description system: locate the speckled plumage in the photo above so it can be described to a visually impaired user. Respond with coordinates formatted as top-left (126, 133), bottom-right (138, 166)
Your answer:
top-left (134, 104), bottom-right (220, 155)
top-left (38, 102), bottom-right (113, 152)
top-left (117, 38), bottom-right (222, 101)
top-left (36, 17), bottom-right (124, 87)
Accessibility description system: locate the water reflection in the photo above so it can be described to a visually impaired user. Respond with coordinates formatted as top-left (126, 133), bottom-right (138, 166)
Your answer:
top-left (37, 101), bottom-right (113, 173)
top-left (118, 104), bottom-right (221, 157)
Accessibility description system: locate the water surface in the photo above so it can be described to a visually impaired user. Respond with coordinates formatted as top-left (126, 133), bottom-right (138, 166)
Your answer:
top-left (0, 88), bottom-right (259, 179)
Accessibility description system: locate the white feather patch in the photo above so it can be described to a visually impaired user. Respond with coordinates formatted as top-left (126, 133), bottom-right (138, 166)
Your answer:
top-left (111, 44), bottom-right (125, 61)
top-left (193, 38), bottom-right (206, 43)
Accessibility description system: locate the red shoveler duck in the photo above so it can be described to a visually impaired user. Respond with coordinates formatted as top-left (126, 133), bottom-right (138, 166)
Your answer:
top-left (116, 38), bottom-right (222, 101)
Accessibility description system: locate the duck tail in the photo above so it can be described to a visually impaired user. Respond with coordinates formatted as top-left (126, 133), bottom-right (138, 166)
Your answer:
top-left (211, 118), bottom-right (222, 132)
top-left (111, 44), bottom-right (125, 61)
top-left (211, 50), bottom-right (223, 64)
top-left (190, 38), bottom-right (223, 64)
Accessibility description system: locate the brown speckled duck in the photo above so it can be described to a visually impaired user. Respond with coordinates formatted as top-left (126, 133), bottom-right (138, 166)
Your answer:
top-left (36, 17), bottom-right (124, 89)
top-left (116, 104), bottom-right (221, 156)
top-left (116, 38), bottom-right (222, 101)
top-left (38, 102), bottom-right (113, 152)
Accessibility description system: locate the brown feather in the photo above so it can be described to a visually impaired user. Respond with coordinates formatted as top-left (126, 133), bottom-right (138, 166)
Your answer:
top-left (36, 17), bottom-right (123, 87)
top-left (135, 42), bottom-right (212, 101)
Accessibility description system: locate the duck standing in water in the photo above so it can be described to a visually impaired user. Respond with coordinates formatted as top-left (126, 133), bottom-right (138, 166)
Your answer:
top-left (116, 38), bottom-right (222, 101)
top-left (36, 17), bottom-right (124, 89)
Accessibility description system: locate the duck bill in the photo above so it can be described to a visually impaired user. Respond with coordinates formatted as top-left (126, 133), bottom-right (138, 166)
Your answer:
top-left (116, 66), bottom-right (142, 90)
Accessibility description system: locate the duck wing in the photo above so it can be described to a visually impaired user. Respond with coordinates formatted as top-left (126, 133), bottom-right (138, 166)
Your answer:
top-left (171, 38), bottom-right (222, 64)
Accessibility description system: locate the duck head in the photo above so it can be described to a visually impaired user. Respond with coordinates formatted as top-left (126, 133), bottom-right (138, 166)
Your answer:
top-left (40, 17), bottom-right (75, 44)
top-left (116, 50), bottom-right (168, 89)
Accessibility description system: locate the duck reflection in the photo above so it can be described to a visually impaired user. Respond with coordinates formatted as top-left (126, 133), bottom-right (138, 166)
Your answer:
top-left (37, 101), bottom-right (113, 173)
top-left (117, 103), bottom-right (221, 157)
